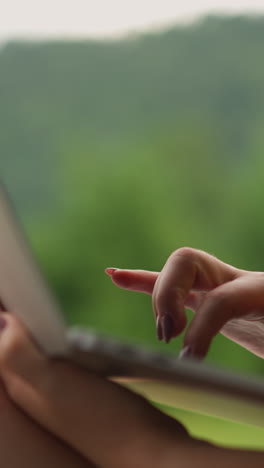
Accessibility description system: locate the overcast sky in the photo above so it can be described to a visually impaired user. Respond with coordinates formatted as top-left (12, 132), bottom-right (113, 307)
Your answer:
top-left (1, 0), bottom-right (264, 42)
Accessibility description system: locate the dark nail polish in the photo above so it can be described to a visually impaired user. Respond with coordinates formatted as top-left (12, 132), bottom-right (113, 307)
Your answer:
top-left (178, 345), bottom-right (193, 360)
top-left (156, 316), bottom-right (163, 341)
top-left (161, 315), bottom-right (174, 343)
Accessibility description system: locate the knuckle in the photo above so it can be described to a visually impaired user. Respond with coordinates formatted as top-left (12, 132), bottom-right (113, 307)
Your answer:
top-left (170, 247), bottom-right (197, 262)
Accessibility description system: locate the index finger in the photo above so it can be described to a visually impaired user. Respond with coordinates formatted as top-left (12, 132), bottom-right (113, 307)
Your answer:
top-left (106, 268), bottom-right (158, 294)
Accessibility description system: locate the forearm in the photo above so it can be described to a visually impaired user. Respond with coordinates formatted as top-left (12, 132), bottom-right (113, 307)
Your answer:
top-left (0, 382), bottom-right (94, 468)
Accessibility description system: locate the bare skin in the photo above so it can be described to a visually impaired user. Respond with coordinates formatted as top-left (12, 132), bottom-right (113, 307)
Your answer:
top-left (0, 248), bottom-right (264, 467)
top-left (108, 247), bottom-right (264, 358)
top-left (0, 381), bottom-right (92, 467)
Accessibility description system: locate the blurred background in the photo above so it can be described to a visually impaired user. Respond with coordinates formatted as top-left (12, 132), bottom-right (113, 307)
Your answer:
top-left (1, 0), bottom-right (264, 449)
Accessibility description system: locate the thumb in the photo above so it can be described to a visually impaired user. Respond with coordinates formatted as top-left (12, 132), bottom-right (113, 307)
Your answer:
top-left (0, 313), bottom-right (49, 395)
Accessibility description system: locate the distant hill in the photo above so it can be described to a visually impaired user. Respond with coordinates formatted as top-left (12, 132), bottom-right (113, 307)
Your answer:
top-left (1, 15), bottom-right (264, 213)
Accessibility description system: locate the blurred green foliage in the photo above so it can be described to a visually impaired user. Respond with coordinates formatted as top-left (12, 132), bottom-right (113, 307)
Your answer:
top-left (1, 15), bottom-right (264, 446)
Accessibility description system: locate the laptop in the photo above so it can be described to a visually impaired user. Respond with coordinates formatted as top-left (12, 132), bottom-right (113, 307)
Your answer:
top-left (1, 183), bottom-right (264, 427)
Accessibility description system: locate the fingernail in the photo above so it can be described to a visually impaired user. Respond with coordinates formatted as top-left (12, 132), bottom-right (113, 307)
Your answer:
top-left (161, 315), bottom-right (174, 343)
top-left (0, 316), bottom-right (7, 331)
top-left (178, 345), bottom-right (193, 360)
top-left (156, 316), bottom-right (163, 341)
top-left (105, 268), bottom-right (118, 276)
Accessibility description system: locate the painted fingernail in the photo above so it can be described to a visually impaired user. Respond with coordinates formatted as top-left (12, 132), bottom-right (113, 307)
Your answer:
top-left (178, 345), bottom-right (193, 360)
top-left (161, 315), bottom-right (174, 343)
top-left (105, 268), bottom-right (118, 276)
top-left (156, 316), bottom-right (163, 341)
top-left (0, 316), bottom-right (7, 331)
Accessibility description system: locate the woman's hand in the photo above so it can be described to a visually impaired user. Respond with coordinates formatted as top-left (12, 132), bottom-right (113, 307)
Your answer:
top-left (0, 314), bottom-right (193, 468)
top-left (0, 315), bottom-right (264, 467)
top-left (106, 247), bottom-right (264, 359)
